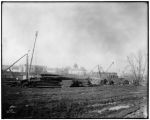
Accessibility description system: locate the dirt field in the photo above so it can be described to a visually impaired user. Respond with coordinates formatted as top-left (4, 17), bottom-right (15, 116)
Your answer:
top-left (2, 84), bottom-right (148, 118)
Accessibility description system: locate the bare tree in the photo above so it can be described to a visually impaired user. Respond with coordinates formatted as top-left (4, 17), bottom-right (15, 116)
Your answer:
top-left (127, 51), bottom-right (147, 86)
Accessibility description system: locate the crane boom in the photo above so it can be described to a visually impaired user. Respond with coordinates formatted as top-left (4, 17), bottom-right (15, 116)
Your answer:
top-left (4, 53), bottom-right (28, 71)
top-left (106, 61), bottom-right (114, 72)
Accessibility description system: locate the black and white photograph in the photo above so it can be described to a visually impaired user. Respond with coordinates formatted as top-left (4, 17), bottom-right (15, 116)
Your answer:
top-left (1, 1), bottom-right (148, 119)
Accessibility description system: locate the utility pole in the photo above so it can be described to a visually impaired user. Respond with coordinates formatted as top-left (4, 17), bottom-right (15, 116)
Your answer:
top-left (98, 65), bottom-right (101, 79)
top-left (29, 31), bottom-right (38, 80)
top-left (26, 53), bottom-right (28, 79)
top-left (26, 50), bottom-right (30, 80)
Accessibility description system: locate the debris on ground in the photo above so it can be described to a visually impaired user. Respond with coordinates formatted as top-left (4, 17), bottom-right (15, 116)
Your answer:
top-left (6, 105), bottom-right (16, 114)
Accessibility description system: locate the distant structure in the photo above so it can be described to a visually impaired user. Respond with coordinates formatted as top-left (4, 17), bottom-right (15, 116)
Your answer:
top-left (47, 67), bottom-right (57, 74)
top-left (2, 71), bottom-right (26, 80)
top-left (46, 64), bottom-right (87, 76)
top-left (68, 64), bottom-right (87, 76)
top-left (68, 67), bottom-right (87, 76)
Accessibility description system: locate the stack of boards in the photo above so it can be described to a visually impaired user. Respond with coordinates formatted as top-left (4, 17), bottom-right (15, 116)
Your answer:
top-left (37, 73), bottom-right (89, 88)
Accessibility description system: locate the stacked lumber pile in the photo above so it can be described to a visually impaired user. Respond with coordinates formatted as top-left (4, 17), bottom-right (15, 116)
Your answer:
top-left (2, 78), bottom-right (18, 86)
top-left (35, 74), bottom-right (62, 88)
top-left (38, 74), bottom-right (89, 88)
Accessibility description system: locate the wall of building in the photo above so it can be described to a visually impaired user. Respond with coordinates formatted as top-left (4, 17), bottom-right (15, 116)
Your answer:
top-left (2, 71), bottom-right (26, 80)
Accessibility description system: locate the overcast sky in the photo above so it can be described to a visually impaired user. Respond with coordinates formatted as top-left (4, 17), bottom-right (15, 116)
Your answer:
top-left (2, 2), bottom-right (147, 74)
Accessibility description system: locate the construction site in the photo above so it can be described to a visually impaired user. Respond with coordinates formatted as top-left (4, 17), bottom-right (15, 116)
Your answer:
top-left (2, 31), bottom-right (148, 119)
top-left (2, 32), bottom-right (124, 87)
top-left (2, 2), bottom-right (148, 119)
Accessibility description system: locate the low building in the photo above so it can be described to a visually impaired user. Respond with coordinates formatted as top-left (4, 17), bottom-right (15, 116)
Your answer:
top-left (2, 71), bottom-right (26, 80)
top-left (68, 68), bottom-right (86, 76)
top-left (29, 65), bottom-right (47, 74)
top-left (47, 68), bottom-right (57, 74)
top-left (2, 65), bottom-right (22, 72)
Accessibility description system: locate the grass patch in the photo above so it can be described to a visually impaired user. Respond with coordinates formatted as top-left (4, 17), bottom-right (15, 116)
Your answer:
top-left (3, 98), bottom-right (88, 119)
top-left (2, 84), bottom-right (146, 118)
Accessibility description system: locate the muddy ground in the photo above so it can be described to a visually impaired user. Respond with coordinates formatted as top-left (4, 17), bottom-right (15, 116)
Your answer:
top-left (2, 84), bottom-right (148, 118)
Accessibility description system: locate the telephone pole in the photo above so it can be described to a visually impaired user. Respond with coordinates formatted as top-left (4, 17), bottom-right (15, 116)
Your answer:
top-left (26, 50), bottom-right (30, 80)
top-left (98, 65), bottom-right (101, 78)
top-left (29, 31), bottom-right (38, 79)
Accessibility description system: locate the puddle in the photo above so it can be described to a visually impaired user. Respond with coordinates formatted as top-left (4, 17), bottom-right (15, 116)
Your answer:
top-left (88, 102), bottom-right (116, 107)
top-left (90, 108), bottom-right (107, 114)
top-left (109, 105), bottom-right (130, 111)
top-left (90, 103), bottom-right (104, 107)
top-left (90, 104), bottom-right (130, 115)
top-left (97, 108), bottom-right (107, 114)
top-left (108, 102), bottom-right (116, 105)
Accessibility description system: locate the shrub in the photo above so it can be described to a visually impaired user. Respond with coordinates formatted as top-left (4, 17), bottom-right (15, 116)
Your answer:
top-left (109, 80), bottom-right (114, 85)
top-left (123, 80), bottom-right (129, 85)
top-left (71, 80), bottom-right (83, 87)
top-left (100, 79), bottom-right (108, 85)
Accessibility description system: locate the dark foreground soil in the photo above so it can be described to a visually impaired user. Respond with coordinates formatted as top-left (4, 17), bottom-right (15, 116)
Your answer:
top-left (2, 84), bottom-right (148, 119)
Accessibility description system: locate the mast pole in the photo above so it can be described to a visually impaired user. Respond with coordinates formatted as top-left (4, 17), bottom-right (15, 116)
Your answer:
top-left (26, 50), bottom-right (30, 80)
top-left (29, 31), bottom-right (38, 79)
top-left (98, 65), bottom-right (101, 78)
